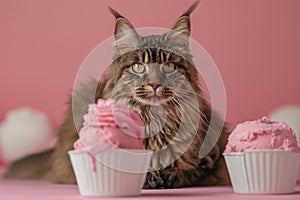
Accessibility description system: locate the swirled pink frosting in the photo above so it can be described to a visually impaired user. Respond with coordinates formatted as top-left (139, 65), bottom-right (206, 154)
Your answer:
top-left (224, 116), bottom-right (300, 153)
top-left (74, 99), bottom-right (144, 157)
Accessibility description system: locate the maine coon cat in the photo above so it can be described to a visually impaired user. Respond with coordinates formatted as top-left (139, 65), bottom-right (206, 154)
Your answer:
top-left (5, 1), bottom-right (230, 188)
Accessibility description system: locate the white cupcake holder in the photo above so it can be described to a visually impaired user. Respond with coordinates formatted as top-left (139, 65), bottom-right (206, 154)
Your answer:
top-left (69, 149), bottom-right (153, 197)
top-left (224, 150), bottom-right (300, 194)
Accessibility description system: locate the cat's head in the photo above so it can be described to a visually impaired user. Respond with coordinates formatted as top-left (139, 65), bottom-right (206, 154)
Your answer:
top-left (104, 1), bottom-right (202, 108)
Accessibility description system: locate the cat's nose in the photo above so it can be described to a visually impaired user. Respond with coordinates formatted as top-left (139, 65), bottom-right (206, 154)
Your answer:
top-left (149, 83), bottom-right (160, 90)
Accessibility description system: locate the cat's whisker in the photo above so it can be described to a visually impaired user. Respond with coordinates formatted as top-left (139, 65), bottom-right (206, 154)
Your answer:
top-left (179, 93), bottom-right (207, 102)
top-left (180, 102), bottom-right (209, 132)
top-left (175, 88), bottom-right (210, 102)
top-left (135, 91), bottom-right (148, 95)
top-left (111, 92), bottom-right (127, 102)
top-left (179, 97), bottom-right (206, 121)
top-left (173, 91), bottom-right (209, 121)
top-left (169, 98), bottom-right (198, 134)
top-left (129, 97), bottom-right (138, 106)
top-left (172, 92), bottom-right (212, 131)
top-left (170, 97), bottom-right (200, 124)
top-left (172, 92), bottom-right (201, 114)
top-left (130, 97), bottom-right (143, 106)
top-left (177, 97), bottom-right (222, 137)
top-left (170, 98), bottom-right (211, 147)
top-left (175, 86), bottom-right (206, 95)
top-left (168, 98), bottom-right (201, 146)
top-left (178, 98), bottom-right (209, 128)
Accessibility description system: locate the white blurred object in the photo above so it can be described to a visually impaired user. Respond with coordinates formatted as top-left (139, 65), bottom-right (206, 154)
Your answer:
top-left (0, 107), bottom-right (56, 163)
top-left (269, 105), bottom-right (300, 147)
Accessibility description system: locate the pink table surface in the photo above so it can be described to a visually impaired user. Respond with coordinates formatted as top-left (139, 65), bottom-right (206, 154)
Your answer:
top-left (1, 177), bottom-right (300, 200)
top-left (1, 168), bottom-right (300, 200)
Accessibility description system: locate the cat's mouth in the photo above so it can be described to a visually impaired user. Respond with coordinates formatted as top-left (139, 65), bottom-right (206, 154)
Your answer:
top-left (134, 92), bottom-right (170, 105)
top-left (142, 95), bottom-right (168, 105)
top-left (133, 85), bottom-right (173, 105)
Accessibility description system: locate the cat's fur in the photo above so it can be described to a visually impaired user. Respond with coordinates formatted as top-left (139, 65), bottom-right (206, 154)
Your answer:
top-left (5, 1), bottom-right (231, 188)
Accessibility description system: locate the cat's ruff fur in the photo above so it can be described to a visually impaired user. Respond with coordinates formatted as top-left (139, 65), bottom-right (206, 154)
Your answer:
top-left (4, 1), bottom-right (231, 188)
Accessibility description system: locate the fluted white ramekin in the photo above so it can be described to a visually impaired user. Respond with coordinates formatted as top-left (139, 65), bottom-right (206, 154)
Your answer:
top-left (69, 149), bottom-right (152, 197)
top-left (224, 150), bottom-right (300, 194)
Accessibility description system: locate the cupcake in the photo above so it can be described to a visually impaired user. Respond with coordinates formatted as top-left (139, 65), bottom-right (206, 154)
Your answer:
top-left (224, 116), bottom-right (300, 194)
top-left (68, 99), bottom-right (152, 197)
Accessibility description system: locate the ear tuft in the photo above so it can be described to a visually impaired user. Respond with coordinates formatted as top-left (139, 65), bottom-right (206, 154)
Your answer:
top-left (108, 7), bottom-right (123, 19)
top-left (182, 0), bottom-right (200, 17)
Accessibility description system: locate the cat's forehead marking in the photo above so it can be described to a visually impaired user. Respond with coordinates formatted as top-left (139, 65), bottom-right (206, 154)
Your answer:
top-left (141, 35), bottom-right (163, 48)
top-left (140, 48), bottom-right (168, 64)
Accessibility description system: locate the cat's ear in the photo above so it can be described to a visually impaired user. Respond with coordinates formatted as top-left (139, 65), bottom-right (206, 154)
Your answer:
top-left (109, 7), bottom-right (141, 55)
top-left (165, 0), bottom-right (200, 52)
top-left (165, 16), bottom-right (191, 52)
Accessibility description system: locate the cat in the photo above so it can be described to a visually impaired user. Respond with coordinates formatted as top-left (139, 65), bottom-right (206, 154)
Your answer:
top-left (4, 1), bottom-right (231, 188)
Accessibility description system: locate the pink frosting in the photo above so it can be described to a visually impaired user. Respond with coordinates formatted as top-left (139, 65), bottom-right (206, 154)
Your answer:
top-left (225, 116), bottom-right (300, 153)
top-left (74, 99), bottom-right (144, 160)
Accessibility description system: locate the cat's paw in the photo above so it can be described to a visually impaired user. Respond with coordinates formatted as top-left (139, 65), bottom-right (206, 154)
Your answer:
top-left (143, 171), bottom-right (164, 189)
top-left (47, 170), bottom-right (77, 184)
top-left (161, 167), bottom-right (185, 188)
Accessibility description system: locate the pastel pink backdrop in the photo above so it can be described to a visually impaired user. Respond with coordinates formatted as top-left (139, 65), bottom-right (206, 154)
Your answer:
top-left (1, 0), bottom-right (300, 130)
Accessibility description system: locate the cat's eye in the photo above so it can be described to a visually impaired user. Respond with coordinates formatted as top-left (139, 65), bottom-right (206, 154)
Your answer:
top-left (162, 63), bottom-right (176, 73)
top-left (131, 63), bottom-right (145, 74)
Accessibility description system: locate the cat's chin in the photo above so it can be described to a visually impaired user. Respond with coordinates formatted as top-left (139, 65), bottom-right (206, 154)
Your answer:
top-left (138, 97), bottom-right (169, 106)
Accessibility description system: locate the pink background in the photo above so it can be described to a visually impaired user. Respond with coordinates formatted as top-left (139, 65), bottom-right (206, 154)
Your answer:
top-left (1, 0), bottom-right (300, 130)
